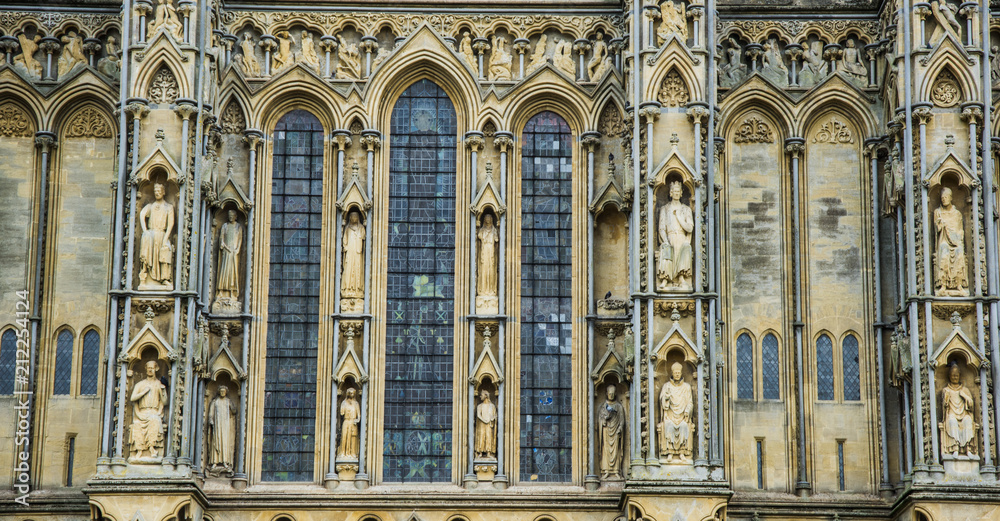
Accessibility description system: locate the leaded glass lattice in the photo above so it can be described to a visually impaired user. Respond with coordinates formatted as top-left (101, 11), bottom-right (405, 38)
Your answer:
top-left (736, 333), bottom-right (754, 400)
top-left (0, 330), bottom-right (16, 395)
top-left (816, 334), bottom-right (835, 401)
top-left (53, 330), bottom-right (73, 395)
top-left (80, 330), bottom-right (100, 395)
top-left (261, 109), bottom-right (323, 482)
top-left (519, 111), bottom-right (573, 483)
top-left (842, 335), bottom-right (860, 401)
top-left (383, 79), bottom-right (457, 483)
top-left (761, 333), bottom-right (780, 400)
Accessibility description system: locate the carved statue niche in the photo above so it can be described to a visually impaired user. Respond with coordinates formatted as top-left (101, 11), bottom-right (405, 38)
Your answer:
top-left (122, 307), bottom-right (177, 464)
top-left (297, 29), bottom-right (321, 70)
top-left (136, 173), bottom-right (177, 291)
top-left (838, 38), bottom-right (868, 87)
top-left (798, 36), bottom-right (827, 88)
top-left (13, 30), bottom-right (43, 80)
top-left (337, 161), bottom-right (371, 314)
top-left (459, 30), bottom-right (478, 72)
top-left (337, 381), bottom-right (362, 460)
top-left (931, 313), bottom-right (983, 477)
top-left (238, 31), bottom-right (262, 76)
top-left (525, 34), bottom-right (550, 76)
top-left (929, 0), bottom-right (961, 45)
top-left (336, 33), bottom-right (362, 79)
top-left (471, 162), bottom-right (506, 315)
top-left (718, 36), bottom-right (747, 89)
top-left (925, 170), bottom-right (971, 297)
top-left (654, 175), bottom-right (694, 292)
top-left (471, 324), bottom-right (502, 481)
top-left (97, 35), bottom-right (122, 80)
top-left (552, 36), bottom-right (576, 78)
top-left (489, 34), bottom-right (513, 81)
top-left (760, 36), bottom-right (789, 87)
top-left (657, 0), bottom-right (688, 46)
top-left (333, 321), bottom-right (368, 481)
top-left (597, 376), bottom-right (626, 480)
top-left (57, 29), bottom-right (86, 78)
top-left (588, 31), bottom-right (612, 81)
top-left (148, 0), bottom-right (184, 41)
top-left (474, 379), bottom-right (498, 461)
top-left (651, 309), bottom-right (699, 464)
top-left (212, 205), bottom-right (245, 315)
top-left (206, 374), bottom-right (238, 477)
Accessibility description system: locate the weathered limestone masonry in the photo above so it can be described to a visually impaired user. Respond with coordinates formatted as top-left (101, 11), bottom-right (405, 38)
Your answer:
top-left (0, 0), bottom-right (999, 520)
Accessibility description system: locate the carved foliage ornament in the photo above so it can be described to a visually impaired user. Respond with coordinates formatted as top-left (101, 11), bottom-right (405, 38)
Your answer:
top-left (733, 116), bottom-right (774, 143)
top-left (812, 117), bottom-right (854, 144)
top-left (657, 70), bottom-right (689, 108)
top-left (0, 103), bottom-right (32, 137)
top-left (219, 102), bottom-right (246, 135)
top-left (931, 70), bottom-right (961, 108)
top-left (66, 107), bottom-right (113, 138)
top-left (148, 66), bottom-right (179, 105)
top-left (599, 103), bottom-right (624, 137)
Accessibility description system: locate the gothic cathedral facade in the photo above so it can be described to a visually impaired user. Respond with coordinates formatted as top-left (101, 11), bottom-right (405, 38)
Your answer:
top-left (1, 0), bottom-right (999, 520)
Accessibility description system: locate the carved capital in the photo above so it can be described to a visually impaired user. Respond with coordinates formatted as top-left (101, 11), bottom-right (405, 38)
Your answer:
top-left (82, 39), bottom-right (102, 57)
top-left (464, 134), bottom-right (485, 151)
top-left (912, 106), bottom-right (933, 125)
top-left (638, 103), bottom-right (661, 122)
top-left (822, 43), bottom-right (843, 62)
top-left (360, 133), bottom-right (381, 151)
top-left (573, 39), bottom-right (592, 55)
top-left (125, 99), bottom-right (150, 120)
top-left (744, 44), bottom-right (763, 62)
top-left (38, 37), bottom-right (61, 55)
top-left (334, 131), bottom-right (354, 150)
top-left (687, 105), bottom-right (710, 124)
top-left (783, 43), bottom-right (803, 62)
top-left (472, 37), bottom-right (490, 56)
top-left (913, 3), bottom-right (931, 18)
top-left (784, 138), bottom-right (805, 157)
top-left (134, 1), bottom-right (153, 16)
top-left (958, 4), bottom-right (978, 17)
top-left (493, 134), bottom-right (514, 151)
top-left (960, 103), bottom-right (984, 124)
top-left (360, 36), bottom-right (379, 54)
top-left (174, 103), bottom-right (198, 121)
top-left (512, 38), bottom-right (530, 54)
top-left (257, 35), bottom-right (277, 53)
top-left (319, 35), bottom-right (338, 53)
top-left (34, 132), bottom-right (57, 152)
top-left (643, 4), bottom-right (662, 21)
top-left (581, 132), bottom-right (601, 151)
top-left (243, 129), bottom-right (264, 149)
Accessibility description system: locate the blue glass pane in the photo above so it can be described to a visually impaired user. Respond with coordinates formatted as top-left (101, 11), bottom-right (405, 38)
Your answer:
top-left (80, 330), bottom-right (100, 395)
top-left (519, 111), bottom-right (573, 483)
top-left (262, 109), bottom-right (323, 482)
top-left (383, 79), bottom-right (456, 483)
top-left (761, 334), bottom-right (780, 400)
top-left (54, 330), bottom-right (73, 395)
top-left (0, 330), bottom-right (16, 395)
top-left (816, 335), bottom-right (835, 401)
top-left (842, 335), bottom-right (860, 401)
top-left (736, 333), bottom-right (753, 400)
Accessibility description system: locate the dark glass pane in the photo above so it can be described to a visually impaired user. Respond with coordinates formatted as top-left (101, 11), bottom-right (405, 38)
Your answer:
top-left (80, 330), bottom-right (100, 395)
top-left (519, 111), bottom-right (572, 483)
top-left (383, 79), bottom-right (457, 483)
top-left (761, 334), bottom-right (780, 400)
top-left (817, 334), bottom-right (835, 401)
top-left (262, 109), bottom-right (323, 482)
top-left (842, 335), bottom-right (860, 401)
top-left (53, 330), bottom-right (73, 395)
top-left (736, 333), bottom-right (754, 400)
top-left (0, 330), bottom-right (16, 395)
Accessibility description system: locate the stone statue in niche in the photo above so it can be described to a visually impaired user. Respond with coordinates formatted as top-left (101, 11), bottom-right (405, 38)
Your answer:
top-left (336, 36), bottom-right (361, 79)
top-left (273, 31), bottom-right (293, 71)
top-left (657, 0), bottom-right (687, 45)
top-left (798, 40), bottom-right (826, 88)
top-left (460, 31), bottom-right (477, 72)
top-left (760, 38), bottom-right (788, 87)
top-left (149, 0), bottom-right (184, 41)
top-left (882, 145), bottom-right (904, 211)
top-left (656, 181), bottom-right (693, 291)
top-left (933, 187), bottom-right (969, 296)
top-left (474, 388), bottom-right (497, 459)
top-left (552, 37), bottom-right (576, 77)
top-left (658, 362), bottom-right (693, 463)
top-left (525, 34), bottom-right (549, 76)
top-left (341, 210), bottom-right (365, 313)
top-left (97, 36), bottom-right (121, 79)
top-left (839, 40), bottom-right (868, 86)
top-left (930, 0), bottom-right (961, 44)
top-left (599, 385), bottom-right (625, 479)
top-left (129, 360), bottom-right (168, 462)
top-left (991, 46), bottom-right (1000, 86)
top-left (138, 183), bottom-right (175, 290)
top-left (298, 30), bottom-right (320, 70)
top-left (240, 33), bottom-right (261, 76)
top-left (338, 387), bottom-right (361, 459)
top-left (57, 30), bottom-right (86, 78)
top-left (14, 32), bottom-right (43, 80)
top-left (940, 363), bottom-right (977, 457)
top-left (489, 35), bottom-right (513, 81)
top-left (207, 386), bottom-right (237, 476)
top-left (476, 213), bottom-right (499, 314)
top-left (213, 209), bottom-right (243, 314)
top-left (719, 37), bottom-right (746, 88)
top-left (588, 31), bottom-right (611, 81)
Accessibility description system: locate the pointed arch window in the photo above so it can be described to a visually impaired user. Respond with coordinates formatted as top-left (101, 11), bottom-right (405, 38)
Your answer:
top-left (761, 333), bottom-right (780, 400)
top-left (382, 79), bottom-right (458, 483)
top-left (519, 111), bottom-right (573, 482)
top-left (261, 109), bottom-right (324, 482)
top-left (80, 329), bottom-right (100, 395)
top-left (736, 333), bottom-right (754, 400)
top-left (842, 334), bottom-right (860, 401)
top-left (54, 329), bottom-right (73, 395)
top-left (816, 334), bottom-right (835, 401)
top-left (0, 330), bottom-right (16, 395)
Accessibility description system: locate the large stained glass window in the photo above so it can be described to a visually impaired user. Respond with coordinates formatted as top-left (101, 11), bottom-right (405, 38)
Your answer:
top-left (53, 329), bottom-right (73, 395)
top-left (816, 334), bottom-right (835, 401)
top-left (736, 333), bottom-right (754, 400)
top-left (761, 333), bottom-right (780, 400)
top-left (842, 334), bottom-right (860, 401)
top-left (519, 111), bottom-right (573, 482)
top-left (383, 79), bottom-right (457, 483)
top-left (261, 109), bottom-right (324, 481)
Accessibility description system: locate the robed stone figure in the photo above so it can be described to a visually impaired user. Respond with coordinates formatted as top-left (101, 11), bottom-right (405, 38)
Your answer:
top-left (341, 211), bottom-right (365, 301)
top-left (658, 362), bottom-right (693, 463)
top-left (475, 389), bottom-right (497, 459)
top-left (599, 385), bottom-right (625, 479)
top-left (338, 388), bottom-right (361, 459)
top-left (138, 183), bottom-right (175, 290)
top-left (216, 210), bottom-right (243, 303)
top-left (208, 386), bottom-right (237, 474)
top-left (129, 361), bottom-right (167, 461)
top-left (476, 214), bottom-right (499, 312)
top-left (657, 182), bottom-right (693, 291)
top-left (941, 364), bottom-right (977, 457)
top-left (934, 187), bottom-right (968, 296)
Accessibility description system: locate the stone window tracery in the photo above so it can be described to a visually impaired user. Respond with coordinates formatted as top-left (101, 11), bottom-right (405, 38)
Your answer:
top-left (518, 111), bottom-right (573, 483)
top-left (816, 334), bottom-right (835, 401)
top-left (81, 329), bottom-right (100, 396)
top-left (761, 333), bottom-right (780, 400)
top-left (53, 329), bottom-right (74, 395)
top-left (736, 333), bottom-right (753, 400)
top-left (842, 334), bottom-right (860, 401)
top-left (261, 109), bottom-right (325, 482)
